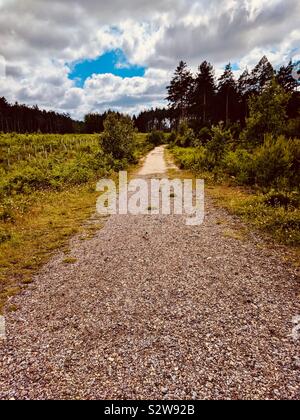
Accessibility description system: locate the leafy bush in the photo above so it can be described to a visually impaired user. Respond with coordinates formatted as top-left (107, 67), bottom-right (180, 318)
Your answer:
top-left (147, 130), bottom-right (165, 146)
top-left (253, 135), bottom-right (299, 189)
top-left (168, 131), bottom-right (177, 145)
top-left (176, 120), bottom-right (197, 147)
top-left (172, 146), bottom-right (206, 171)
top-left (205, 125), bottom-right (232, 170)
top-left (101, 113), bottom-right (137, 162)
top-left (197, 127), bottom-right (212, 145)
top-left (223, 149), bottom-right (255, 184)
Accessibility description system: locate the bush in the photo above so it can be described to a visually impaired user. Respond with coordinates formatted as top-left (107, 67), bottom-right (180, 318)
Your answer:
top-left (176, 120), bottom-right (197, 147)
top-left (147, 130), bottom-right (165, 146)
top-left (101, 113), bottom-right (137, 162)
top-left (197, 127), bottom-right (212, 145)
top-left (253, 135), bottom-right (299, 189)
top-left (205, 125), bottom-right (232, 170)
top-left (168, 131), bottom-right (177, 145)
top-left (223, 149), bottom-right (255, 184)
top-left (172, 146), bottom-right (206, 171)
top-left (263, 190), bottom-right (299, 209)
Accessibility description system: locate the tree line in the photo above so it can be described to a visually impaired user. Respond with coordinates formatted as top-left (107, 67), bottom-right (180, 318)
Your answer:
top-left (0, 97), bottom-right (134, 134)
top-left (0, 56), bottom-right (299, 134)
top-left (140, 56), bottom-right (299, 133)
top-left (0, 97), bottom-right (81, 134)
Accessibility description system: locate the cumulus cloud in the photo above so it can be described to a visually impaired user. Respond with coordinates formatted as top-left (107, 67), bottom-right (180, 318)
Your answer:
top-left (0, 0), bottom-right (299, 118)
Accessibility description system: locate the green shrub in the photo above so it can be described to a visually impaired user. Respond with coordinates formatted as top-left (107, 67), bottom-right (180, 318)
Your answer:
top-left (177, 120), bottom-right (197, 147)
top-left (253, 135), bottom-right (299, 189)
top-left (242, 80), bottom-right (290, 146)
top-left (172, 146), bottom-right (206, 171)
top-left (147, 130), bottom-right (165, 146)
top-left (197, 127), bottom-right (212, 145)
top-left (205, 125), bottom-right (232, 170)
top-left (168, 131), bottom-right (177, 145)
top-left (101, 113), bottom-right (137, 162)
top-left (223, 149), bottom-right (255, 184)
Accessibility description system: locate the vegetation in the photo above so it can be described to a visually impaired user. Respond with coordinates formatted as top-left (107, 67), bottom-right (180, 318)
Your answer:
top-left (139, 57), bottom-right (299, 250)
top-left (101, 113), bottom-right (137, 162)
top-left (147, 130), bottom-right (166, 147)
top-left (132, 57), bottom-right (300, 133)
top-left (0, 115), bottom-right (150, 312)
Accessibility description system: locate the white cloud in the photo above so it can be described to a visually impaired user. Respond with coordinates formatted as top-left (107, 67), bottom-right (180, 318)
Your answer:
top-left (0, 0), bottom-right (299, 118)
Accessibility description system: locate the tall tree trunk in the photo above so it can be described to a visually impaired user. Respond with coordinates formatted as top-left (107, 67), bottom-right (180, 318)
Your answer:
top-left (226, 91), bottom-right (229, 126)
top-left (203, 90), bottom-right (207, 124)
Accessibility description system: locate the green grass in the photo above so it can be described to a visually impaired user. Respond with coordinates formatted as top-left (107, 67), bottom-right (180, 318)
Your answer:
top-left (0, 132), bottom-right (149, 313)
top-left (168, 146), bottom-right (300, 251)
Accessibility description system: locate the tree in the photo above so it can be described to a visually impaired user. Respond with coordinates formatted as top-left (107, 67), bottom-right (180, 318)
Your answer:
top-left (249, 56), bottom-right (274, 94)
top-left (238, 69), bottom-right (252, 123)
top-left (191, 61), bottom-right (216, 126)
top-left (242, 79), bottom-right (290, 146)
top-left (101, 113), bottom-right (137, 161)
top-left (217, 63), bottom-right (239, 125)
top-left (166, 61), bottom-right (194, 122)
top-left (276, 60), bottom-right (298, 93)
top-left (0, 96), bottom-right (78, 133)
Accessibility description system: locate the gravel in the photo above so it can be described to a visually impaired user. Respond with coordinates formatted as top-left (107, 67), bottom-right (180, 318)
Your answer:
top-left (0, 149), bottom-right (299, 400)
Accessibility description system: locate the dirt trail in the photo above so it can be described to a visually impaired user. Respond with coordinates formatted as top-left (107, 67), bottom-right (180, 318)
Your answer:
top-left (138, 145), bottom-right (168, 175)
top-left (0, 148), bottom-right (299, 400)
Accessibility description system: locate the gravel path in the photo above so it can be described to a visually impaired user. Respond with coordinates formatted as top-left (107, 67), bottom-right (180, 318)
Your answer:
top-left (138, 146), bottom-right (168, 176)
top-left (0, 147), bottom-right (299, 400)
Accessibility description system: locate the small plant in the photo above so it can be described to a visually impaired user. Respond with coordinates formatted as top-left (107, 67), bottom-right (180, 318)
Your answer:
top-left (63, 257), bottom-right (78, 265)
top-left (0, 228), bottom-right (11, 244)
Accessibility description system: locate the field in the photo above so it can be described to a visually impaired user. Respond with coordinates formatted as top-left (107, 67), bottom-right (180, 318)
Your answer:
top-left (0, 132), bottom-right (149, 312)
top-left (169, 145), bottom-right (300, 250)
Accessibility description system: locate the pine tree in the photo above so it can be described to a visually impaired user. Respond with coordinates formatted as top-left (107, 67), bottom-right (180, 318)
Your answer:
top-left (276, 60), bottom-right (298, 93)
top-left (217, 63), bottom-right (239, 125)
top-left (238, 69), bottom-right (252, 123)
top-left (238, 69), bottom-right (252, 96)
top-left (250, 56), bottom-right (274, 94)
top-left (166, 61), bottom-right (194, 121)
top-left (191, 61), bottom-right (216, 126)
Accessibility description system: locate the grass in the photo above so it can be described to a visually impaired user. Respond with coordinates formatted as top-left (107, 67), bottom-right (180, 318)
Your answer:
top-left (168, 148), bottom-right (300, 264)
top-left (208, 184), bottom-right (300, 246)
top-left (0, 183), bottom-right (101, 312)
top-left (0, 132), bottom-right (150, 313)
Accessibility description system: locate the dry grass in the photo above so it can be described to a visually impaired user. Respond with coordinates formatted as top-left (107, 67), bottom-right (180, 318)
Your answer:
top-left (0, 183), bottom-right (101, 313)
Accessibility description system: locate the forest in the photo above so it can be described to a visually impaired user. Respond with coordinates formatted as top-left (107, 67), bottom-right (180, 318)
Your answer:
top-left (0, 56), bottom-right (299, 135)
top-left (161, 56), bottom-right (300, 246)
top-left (138, 56), bottom-right (300, 133)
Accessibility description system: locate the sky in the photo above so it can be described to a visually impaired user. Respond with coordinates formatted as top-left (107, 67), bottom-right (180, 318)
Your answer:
top-left (0, 0), bottom-right (299, 120)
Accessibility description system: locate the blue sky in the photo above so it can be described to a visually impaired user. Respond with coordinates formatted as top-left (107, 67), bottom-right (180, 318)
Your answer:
top-left (69, 49), bottom-right (146, 87)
